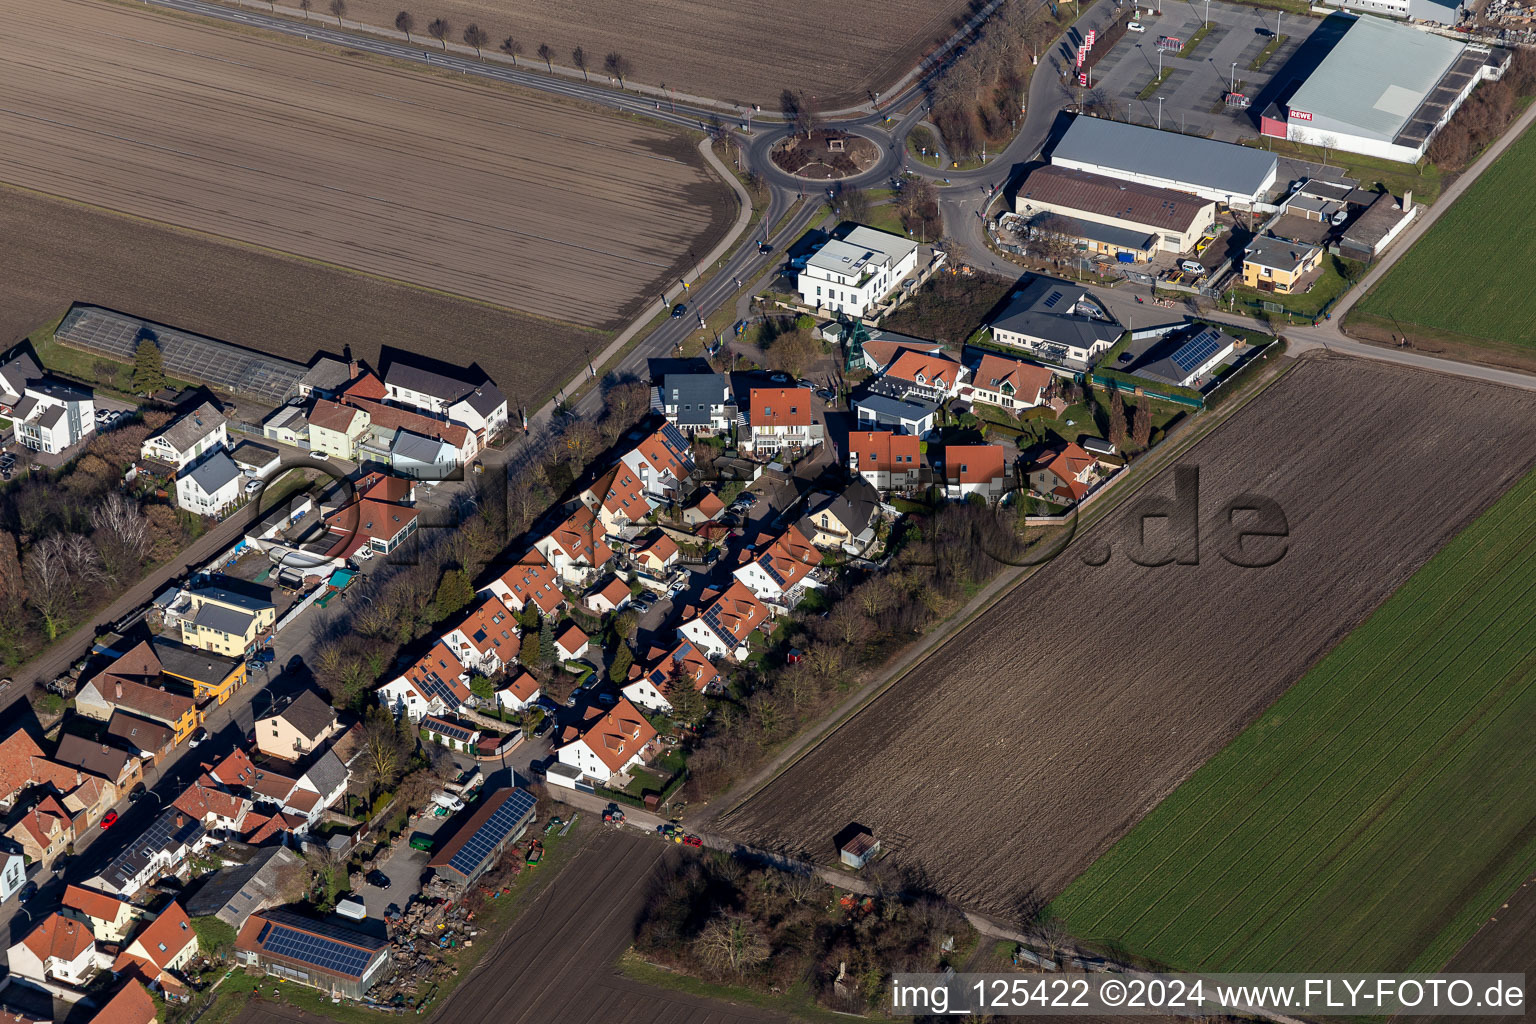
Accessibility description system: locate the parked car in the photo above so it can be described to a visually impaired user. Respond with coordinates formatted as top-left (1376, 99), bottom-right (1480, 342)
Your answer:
top-left (100, 810), bottom-right (118, 829)
top-left (597, 691), bottom-right (617, 706)
top-left (769, 372), bottom-right (790, 384)
top-left (366, 870), bottom-right (392, 889)
top-left (1127, 20), bottom-right (1146, 31)
top-left (19, 881), bottom-right (37, 901)
top-left (671, 303), bottom-right (687, 319)
top-left (308, 450), bottom-right (331, 461)
top-left (188, 727), bottom-right (208, 747)
top-left (532, 716), bottom-right (554, 739)
top-left (757, 242), bottom-right (773, 255)
top-left (244, 478), bottom-right (263, 494)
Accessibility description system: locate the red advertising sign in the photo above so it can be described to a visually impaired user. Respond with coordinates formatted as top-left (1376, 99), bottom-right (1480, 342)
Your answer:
top-left (1292, 109), bottom-right (1313, 121)
top-left (1079, 72), bottom-right (1089, 85)
top-left (1086, 29), bottom-right (1097, 46)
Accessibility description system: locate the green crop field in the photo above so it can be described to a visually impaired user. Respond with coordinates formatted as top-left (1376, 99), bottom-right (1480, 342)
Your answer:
top-left (1052, 466), bottom-right (1536, 974)
top-left (1353, 124), bottom-right (1536, 350)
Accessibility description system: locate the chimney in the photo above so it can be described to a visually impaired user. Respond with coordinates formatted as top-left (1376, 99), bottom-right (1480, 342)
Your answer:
top-left (348, 359), bottom-right (359, 379)
top-left (176, 812), bottom-right (185, 827)
top-left (115, 680), bottom-right (123, 700)
top-left (1402, 190), bottom-right (1413, 214)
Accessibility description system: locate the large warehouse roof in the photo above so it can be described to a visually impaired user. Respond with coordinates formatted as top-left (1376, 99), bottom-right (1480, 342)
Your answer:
top-left (1286, 15), bottom-right (1464, 144)
top-left (1016, 166), bottom-right (1210, 232)
top-left (1050, 117), bottom-right (1277, 201)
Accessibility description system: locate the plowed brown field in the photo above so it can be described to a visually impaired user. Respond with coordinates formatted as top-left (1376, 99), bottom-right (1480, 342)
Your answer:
top-left (0, 0), bottom-right (732, 331)
top-left (721, 354), bottom-right (1536, 919)
top-left (332, 0), bottom-right (968, 108)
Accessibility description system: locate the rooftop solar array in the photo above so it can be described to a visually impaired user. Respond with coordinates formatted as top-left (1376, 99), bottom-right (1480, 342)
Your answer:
top-left (1042, 291), bottom-right (1064, 309)
top-left (55, 305), bottom-right (307, 404)
top-left (425, 718), bottom-right (476, 744)
top-left (1170, 328), bottom-right (1226, 375)
top-left (446, 788), bottom-right (536, 878)
top-left (256, 921), bottom-right (374, 979)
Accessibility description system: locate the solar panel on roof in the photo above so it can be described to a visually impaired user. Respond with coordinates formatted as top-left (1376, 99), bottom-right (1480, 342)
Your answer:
top-left (446, 789), bottom-right (537, 877)
top-left (260, 923), bottom-right (374, 978)
top-left (1042, 291), bottom-right (1064, 309)
top-left (1169, 329), bottom-right (1225, 374)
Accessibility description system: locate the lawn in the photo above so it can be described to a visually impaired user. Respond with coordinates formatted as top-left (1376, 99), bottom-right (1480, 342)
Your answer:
top-left (1230, 253), bottom-right (1365, 322)
top-left (1352, 122), bottom-right (1536, 351)
top-left (1241, 137), bottom-right (1442, 204)
top-left (26, 314), bottom-right (193, 398)
top-left (1053, 466), bottom-right (1536, 974)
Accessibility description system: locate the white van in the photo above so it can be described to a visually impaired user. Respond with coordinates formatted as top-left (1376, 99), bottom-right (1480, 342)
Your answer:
top-left (1179, 259), bottom-right (1205, 275)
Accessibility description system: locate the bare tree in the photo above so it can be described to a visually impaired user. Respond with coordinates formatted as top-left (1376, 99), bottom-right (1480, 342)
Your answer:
top-left (462, 22), bottom-right (488, 58)
top-left (394, 10), bottom-right (414, 41)
top-left (694, 913), bottom-right (770, 976)
top-left (327, 0), bottom-right (346, 25)
top-left (24, 536), bottom-right (72, 641)
top-left (562, 419), bottom-right (602, 469)
top-left (90, 494), bottom-right (150, 582)
top-left (499, 36), bottom-right (521, 64)
top-left (298, 0), bottom-right (311, 19)
top-left (537, 43), bottom-right (554, 72)
top-left (603, 51), bottom-right (633, 88)
top-left (0, 532), bottom-right (23, 612)
top-left (571, 46), bottom-right (588, 81)
top-left (1317, 133), bottom-right (1338, 167)
top-left (427, 17), bottom-right (450, 49)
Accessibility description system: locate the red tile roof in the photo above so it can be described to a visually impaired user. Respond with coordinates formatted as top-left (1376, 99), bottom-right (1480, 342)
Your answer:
top-left (584, 465), bottom-right (651, 521)
top-left (130, 901), bottom-right (195, 971)
top-left (556, 625), bottom-right (589, 658)
top-left (847, 431), bottom-right (921, 475)
top-left (749, 387), bottom-right (812, 429)
top-left (398, 642), bottom-right (470, 705)
top-left (88, 980), bottom-right (156, 1024)
top-left (1039, 442), bottom-right (1097, 501)
top-left (642, 640), bottom-right (719, 696)
top-left (971, 354), bottom-right (1053, 403)
top-left (341, 371), bottom-right (387, 403)
top-left (307, 398), bottom-right (366, 434)
top-left (589, 576), bottom-right (632, 609)
top-left (448, 595), bottom-right (520, 662)
top-left (343, 393), bottom-right (468, 449)
top-left (173, 774), bottom-right (249, 825)
top-left (886, 351), bottom-right (964, 390)
top-left (945, 445), bottom-right (1009, 487)
top-left (688, 491), bottom-right (725, 519)
top-left (495, 552), bottom-right (564, 616)
top-left (567, 697), bottom-right (657, 774)
top-left (64, 885), bottom-right (132, 925)
top-left (16, 794), bottom-right (72, 847)
top-left (753, 525), bottom-right (822, 591)
top-left (636, 533), bottom-right (679, 565)
top-left (207, 748), bottom-right (259, 789)
top-left (697, 581), bottom-right (770, 647)
top-left (500, 671), bottom-right (540, 703)
top-left (860, 338), bottom-right (943, 373)
top-left (543, 503), bottom-right (614, 568)
top-left (627, 428), bottom-right (691, 481)
top-left (21, 913), bottom-right (94, 963)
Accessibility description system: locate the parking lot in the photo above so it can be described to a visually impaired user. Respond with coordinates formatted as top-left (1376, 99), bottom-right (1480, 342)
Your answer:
top-left (1087, 0), bottom-right (1320, 141)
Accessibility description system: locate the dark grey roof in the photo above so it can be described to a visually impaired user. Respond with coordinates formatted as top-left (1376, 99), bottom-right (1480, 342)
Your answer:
top-left (272, 689), bottom-right (336, 741)
top-left (301, 357), bottom-right (353, 393)
top-left (1051, 116), bottom-right (1277, 199)
top-left (190, 585), bottom-right (274, 614)
top-left (184, 846), bottom-right (304, 928)
top-left (1342, 193), bottom-right (1412, 251)
top-left (854, 392), bottom-right (936, 421)
top-left (801, 479), bottom-right (879, 537)
top-left (192, 603), bottom-right (256, 637)
top-left (1245, 235), bottom-right (1321, 272)
top-left (36, 405), bottom-right (65, 430)
top-left (183, 450), bottom-right (242, 496)
top-left (302, 750), bottom-right (349, 799)
top-left (152, 637), bottom-right (241, 684)
top-left (0, 351), bottom-right (41, 400)
top-left (231, 440), bottom-right (281, 470)
top-left (393, 430), bottom-right (452, 463)
top-left (990, 278), bottom-right (1123, 353)
top-left (151, 401), bottom-right (226, 454)
top-left (1027, 211), bottom-right (1156, 253)
top-left (54, 733), bottom-right (134, 779)
top-left (661, 373), bottom-right (731, 426)
top-left (386, 363), bottom-right (497, 406)
top-left (99, 805), bottom-right (206, 892)
top-left (463, 381), bottom-right (507, 418)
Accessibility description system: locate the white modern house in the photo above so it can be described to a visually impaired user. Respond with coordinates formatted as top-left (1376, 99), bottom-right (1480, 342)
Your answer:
top-left (796, 226), bottom-right (920, 318)
top-left (141, 402), bottom-right (228, 471)
top-left (7, 913), bottom-right (109, 990)
top-left (13, 382), bottom-right (94, 455)
top-left (554, 698), bottom-right (657, 785)
top-left (383, 364), bottom-right (509, 448)
top-left (0, 850), bottom-right (23, 903)
top-left (175, 449), bottom-right (243, 517)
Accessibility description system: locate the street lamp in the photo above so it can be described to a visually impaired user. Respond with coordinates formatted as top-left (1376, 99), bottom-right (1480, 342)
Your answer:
top-left (1157, 95), bottom-right (1163, 129)
top-left (1231, 61), bottom-right (1238, 94)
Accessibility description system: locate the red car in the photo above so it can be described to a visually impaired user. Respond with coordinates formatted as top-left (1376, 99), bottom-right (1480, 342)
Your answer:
top-left (681, 834), bottom-right (703, 848)
top-left (100, 810), bottom-right (118, 829)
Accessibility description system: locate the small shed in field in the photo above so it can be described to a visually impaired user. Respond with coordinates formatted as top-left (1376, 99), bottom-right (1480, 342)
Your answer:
top-left (838, 827), bottom-right (880, 869)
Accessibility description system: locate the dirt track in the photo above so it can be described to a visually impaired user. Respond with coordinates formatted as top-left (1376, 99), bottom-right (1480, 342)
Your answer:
top-left (720, 354), bottom-right (1536, 919)
top-left (0, 188), bottom-right (593, 409)
top-left (332, 0), bottom-right (970, 108)
top-left (0, 0), bottom-right (732, 331)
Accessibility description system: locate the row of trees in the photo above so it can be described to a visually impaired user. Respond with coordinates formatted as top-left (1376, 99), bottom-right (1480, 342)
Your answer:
top-left (388, 10), bottom-right (633, 83)
top-left (1427, 49), bottom-right (1536, 170)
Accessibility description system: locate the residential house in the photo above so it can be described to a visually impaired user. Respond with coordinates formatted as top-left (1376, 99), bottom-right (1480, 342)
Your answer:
top-left (621, 639), bottom-right (719, 713)
top-left (75, 671), bottom-right (201, 747)
top-left (116, 901), bottom-right (198, 997)
top-left (26, 756), bottom-right (119, 832)
top-left (1029, 442), bottom-right (1100, 504)
top-left (388, 431), bottom-right (461, 481)
top-left (555, 625), bottom-right (590, 662)
top-left (325, 498), bottom-right (419, 559)
top-left (632, 533), bottom-right (680, 574)
top-left (261, 405), bottom-right (310, 447)
top-left (881, 351), bottom-right (968, 403)
top-left (235, 907), bottom-right (391, 999)
top-left (797, 479), bottom-right (881, 554)
top-left (944, 444), bottom-right (1012, 501)
top-left (847, 431), bottom-right (923, 492)
top-left (680, 492), bottom-right (725, 527)
top-left (1242, 235), bottom-right (1324, 294)
top-left (987, 278), bottom-right (1123, 368)
top-left (847, 330), bottom-right (945, 374)
top-left (105, 713), bottom-right (176, 764)
top-left (745, 387), bottom-right (823, 457)
top-left (0, 731), bottom-right (46, 812)
top-left (172, 774), bottom-right (252, 838)
top-left (140, 402), bottom-right (227, 471)
top-left (175, 450), bottom-right (243, 517)
top-left (732, 525), bottom-right (823, 613)
top-left (421, 717), bottom-right (480, 752)
top-left (0, 850), bottom-right (24, 903)
top-left (485, 552), bottom-right (564, 617)
top-left (296, 356), bottom-right (355, 401)
top-left (655, 373), bottom-right (733, 436)
top-left (182, 846), bottom-right (305, 930)
top-left (795, 225), bottom-right (921, 318)
top-left (154, 636), bottom-right (247, 705)
top-left (305, 400), bottom-right (370, 459)
top-left (554, 698), bottom-right (658, 785)
top-left (244, 751), bottom-right (349, 832)
top-left (54, 734), bottom-right (144, 795)
top-left (382, 363), bottom-right (509, 448)
top-left (89, 981), bottom-right (157, 1024)
top-left (255, 690), bottom-right (339, 761)
top-left (0, 349), bottom-right (43, 412)
top-left (6, 914), bottom-right (105, 988)
top-left (90, 806), bottom-right (208, 897)
top-left (441, 595), bottom-right (520, 679)
top-left (339, 373), bottom-right (474, 476)
top-left (578, 464), bottom-right (651, 532)
top-left (495, 671), bottom-right (541, 714)
top-left (1132, 326), bottom-right (1237, 390)
top-left (5, 794), bottom-right (74, 869)
top-left (377, 642), bottom-right (471, 722)
top-left (178, 586), bottom-right (275, 658)
top-left (960, 353), bottom-right (1054, 411)
top-left (852, 392), bottom-right (936, 437)
top-left (61, 885), bottom-right (138, 943)
top-left (677, 581), bottom-right (771, 661)
top-left (13, 382), bottom-right (94, 456)
top-left (583, 575), bottom-right (633, 616)
top-left (534, 503), bottom-right (614, 586)
top-left (619, 424), bottom-right (694, 501)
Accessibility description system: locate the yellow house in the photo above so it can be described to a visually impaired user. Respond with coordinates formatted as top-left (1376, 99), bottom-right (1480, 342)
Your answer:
top-left (154, 638), bottom-right (247, 706)
top-left (179, 586), bottom-right (276, 657)
top-left (1242, 236), bottom-right (1324, 294)
top-left (306, 399), bottom-right (370, 459)
top-left (62, 884), bottom-right (140, 943)
top-left (255, 689), bottom-right (339, 761)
